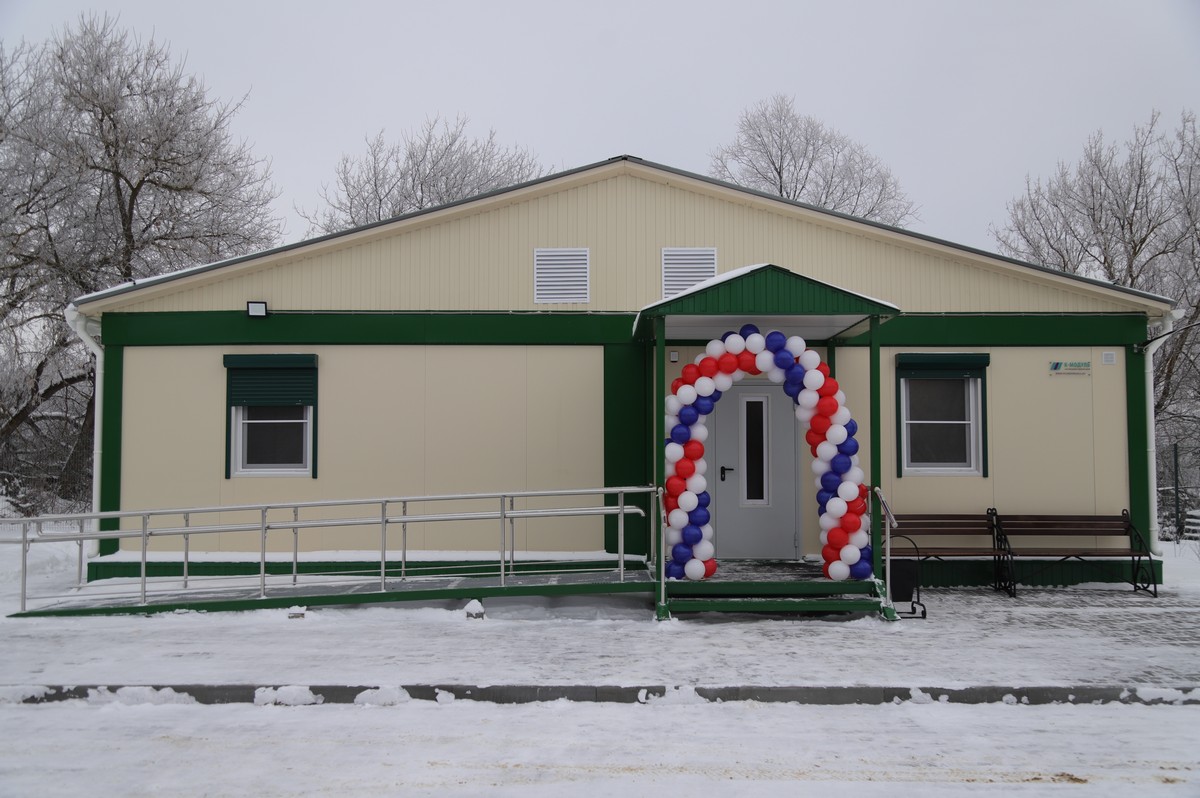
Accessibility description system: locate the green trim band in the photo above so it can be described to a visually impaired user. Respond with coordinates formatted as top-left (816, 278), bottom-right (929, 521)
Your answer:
top-left (840, 314), bottom-right (1149, 347)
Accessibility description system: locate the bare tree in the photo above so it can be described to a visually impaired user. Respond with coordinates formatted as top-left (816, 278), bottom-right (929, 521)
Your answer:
top-left (300, 115), bottom-right (543, 236)
top-left (710, 94), bottom-right (918, 226)
top-left (992, 111), bottom-right (1200, 457)
top-left (0, 15), bottom-right (281, 513)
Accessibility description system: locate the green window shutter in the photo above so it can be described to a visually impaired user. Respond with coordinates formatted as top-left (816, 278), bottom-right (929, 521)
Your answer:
top-left (224, 355), bottom-right (318, 478)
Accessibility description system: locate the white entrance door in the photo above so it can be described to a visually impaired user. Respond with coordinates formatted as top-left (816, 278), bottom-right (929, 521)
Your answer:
top-left (710, 384), bottom-right (800, 559)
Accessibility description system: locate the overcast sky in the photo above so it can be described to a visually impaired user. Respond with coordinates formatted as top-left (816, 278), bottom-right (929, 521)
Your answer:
top-left (3, 0), bottom-right (1198, 252)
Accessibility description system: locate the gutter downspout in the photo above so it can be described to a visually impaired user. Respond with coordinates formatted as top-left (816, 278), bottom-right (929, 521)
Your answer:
top-left (1143, 308), bottom-right (1185, 555)
top-left (64, 303), bottom-right (102, 558)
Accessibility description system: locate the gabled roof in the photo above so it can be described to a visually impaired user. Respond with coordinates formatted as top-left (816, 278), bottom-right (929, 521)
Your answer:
top-left (633, 264), bottom-right (899, 341)
top-left (72, 154), bottom-right (1174, 312)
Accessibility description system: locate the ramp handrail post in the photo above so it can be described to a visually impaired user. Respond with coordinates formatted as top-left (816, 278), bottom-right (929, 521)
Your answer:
top-left (259, 507), bottom-right (268, 599)
top-left (400, 500), bottom-right (407, 580)
top-left (617, 490), bottom-right (626, 582)
top-left (498, 497), bottom-right (507, 586)
top-left (292, 506), bottom-right (299, 586)
top-left (873, 487), bottom-right (899, 609)
top-left (508, 495), bottom-right (516, 575)
top-left (379, 500), bottom-right (388, 591)
top-left (20, 522), bottom-right (29, 613)
top-left (182, 512), bottom-right (190, 589)
top-left (140, 514), bottom-right (149, 605)
top-left (76, 518), bottom-right (85, 588)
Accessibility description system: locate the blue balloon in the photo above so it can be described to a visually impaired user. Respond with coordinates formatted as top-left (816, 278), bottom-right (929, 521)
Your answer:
top-left (786, 363), bottom-right (806, 383)
top-left (682, 524), bottom-right (703, 545)
top-left (860, 545), bottom-right (873, 562)
top-left (783, 380), bottom-right (802, 398)
top-left (670, 424), bottom-right (691, 444)
top-left (820, 471), bottom-right (842, 492)
top-left (709, 389), bottom-right (722, 403)
top-left (672, 543), bottom-right (694, 564)
top-left (693, 396), bottom-right (715, 415)
top-left (845, 419), bottom-right (858, 437)
top-left (666, 561), bottom-right (686, 579)
top-left (696, 491), bottom-right (711, 508)
top-left (830, 453), bottom-right (852, 475)
top-left (739, 323), bottom-right (760, 338)
top-left (773, 349), bottom-right (795, 370)
top-left (816, 489), bottom-right (835, 507)
top-left (765, 331), bottom-right (787, 352)
top-left (679, 405), bottom-right (700, 426)
top-left (688, 507), bottom-right (710, 527)
top-left (837, 437), bottom-right (860, 456)
top-left (849, 558), bottom-right (873, 580)
top-left (720, 330), bottom-right (736, 342)
top-left (818, 502), bottom-right (828, 516)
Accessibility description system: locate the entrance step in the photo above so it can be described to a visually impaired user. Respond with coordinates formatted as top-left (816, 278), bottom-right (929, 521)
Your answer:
top-left (667, 595), bottom-right (883, 615)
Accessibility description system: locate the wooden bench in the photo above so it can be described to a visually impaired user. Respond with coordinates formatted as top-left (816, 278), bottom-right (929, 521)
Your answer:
top-left (992, 510), bottom-right (1158, 597)
top-left (888, 511), bottom-right (1015, 597)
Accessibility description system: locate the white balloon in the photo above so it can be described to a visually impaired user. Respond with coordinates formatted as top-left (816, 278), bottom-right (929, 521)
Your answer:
top-left (826, 424), bottom-right (848, 445)
top-left (819, 530), bottom-right (829, 546)
top-left (828, 560), bottom-right (850, 581)
top-left (786, 336), bottom-right (807, 356)
top-left (767, 368), bottom-right (786, 383)
top-left (666, 527), bottom-right (683, 546)
top-left (811, 458), bottom-right (830, 475)
top-left (755, 350), bottom-right (775, 373)
top-left (858, 515), bottom-right (871, 534)
top-left (694, 376), bottom-right (716, 397)
top-left (700, 524), bottom-right (714, 541)
top-left (705, 339), bottom-right (726, 358)
top-left (803, 370), bottom-right (826, 390)
top-left (664, 443), bottom-right (684, 463)
top-left (665, 461), bottom-right (676, 477)
top-left (844, 466), bottom-right (865, 485)
top-left (815, 476), bottom-right (826, 490)
top-left (677, 491), bottom-right (699, 512)
top-left (837, 480), bottom-right (859, 501)
top-left (692, 539), bottom-right (715, 561)
top-left (850, 530), bottom-right (870, 549)
top-left (686, 475), bottom-right (707, 494)
top-left (694, 353), bottom-right (706, 365)
top-left (665, 395), bottom-right (682, 415)
top-left (834, 390), bottom-right (846, 406)
top-left (684, 558), bottom-right (707, 580)
top-left (826, 497), bottom-right (848, 518)
top-left (798, 389), bottom-right (820, 409)
top-left (714, 372), bottom-right (734, 392)
top-left (831, 406), bottom-right (852, 425)
top-left (676, 385), bottom-right (697, 405)
top-left (840, 544), bottom-right (861, 565)
top-left (819, 512), bottom-right (839, 531)
top-left (690, 423), bottom-right (709, 443)
top-left (795, 405), bottom-right (816, 424)
top-left (724, 334), bottom-right (746, 355)
top-left (799, 350), bottom-right (821, 370)
top-left (668, 509), bottom-right (690, 529)
top-left (744, 333), bottom-right (766, 354)
top-left (665, 414), bottom-right (679, 429)
top-left (693, 458), bottom-right (708, 476)
top-left (816, 441), bottom-right (838, 462)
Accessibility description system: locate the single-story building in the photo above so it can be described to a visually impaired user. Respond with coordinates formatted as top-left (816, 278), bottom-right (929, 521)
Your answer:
top-left (65, 155), bottom-right (1175, 601)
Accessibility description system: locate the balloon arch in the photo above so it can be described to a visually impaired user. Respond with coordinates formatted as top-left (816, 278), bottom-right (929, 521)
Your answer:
top-left (663, 324), bottom-right (872, 582)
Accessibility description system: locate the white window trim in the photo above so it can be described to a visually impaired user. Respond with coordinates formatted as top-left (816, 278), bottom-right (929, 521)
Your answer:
top-left (900, 377), bottom-right (982, 476)
top-left (662, 247), bottom-right (717, 299)
top-left (534, 247), bottom-right (590, 304)
top-left (232, 405), bottom-right (313, 477)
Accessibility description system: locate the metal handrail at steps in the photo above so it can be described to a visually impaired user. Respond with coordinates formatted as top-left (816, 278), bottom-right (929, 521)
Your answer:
top-left (0, 486), bottom-right (656, 613)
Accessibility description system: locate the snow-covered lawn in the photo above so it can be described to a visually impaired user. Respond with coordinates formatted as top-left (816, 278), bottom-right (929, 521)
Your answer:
top-left (1, 534), bottom-right (1198, 796)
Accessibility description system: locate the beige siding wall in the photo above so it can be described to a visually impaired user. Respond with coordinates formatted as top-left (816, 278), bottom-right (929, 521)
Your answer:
top-left (97, 166), bottom-right (1158, 318)
top-left (120, 345), bottom-right (605, 552)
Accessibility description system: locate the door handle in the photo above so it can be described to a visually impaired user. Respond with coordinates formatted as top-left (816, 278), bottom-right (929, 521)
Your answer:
top-left (720, 466), bottom-right (735, 482)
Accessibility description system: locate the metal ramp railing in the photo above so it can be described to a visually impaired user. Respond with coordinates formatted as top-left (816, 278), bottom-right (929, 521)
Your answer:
top-left (0, 486), bottom-right (657, 614)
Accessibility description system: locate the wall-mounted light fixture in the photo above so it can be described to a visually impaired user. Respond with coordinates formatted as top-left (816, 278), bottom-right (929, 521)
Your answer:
top-left (246, 301), bottom-right (268, 318)
top-left (669, 350), bottom-right (679, 363)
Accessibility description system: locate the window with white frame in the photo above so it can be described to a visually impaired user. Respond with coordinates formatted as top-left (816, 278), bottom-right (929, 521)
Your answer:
top-left (224, 354), bottom-right (317, 477)
top-left (896, 354), bottom-right (989, 476)
top-left (662, 247), bottom-right (717, 299)
top-left (534, 247), bottom-right (589, 303)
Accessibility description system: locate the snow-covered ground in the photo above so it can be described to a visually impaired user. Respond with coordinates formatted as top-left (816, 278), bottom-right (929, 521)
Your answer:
top-left (1, 533), bottom-right (1198, 796)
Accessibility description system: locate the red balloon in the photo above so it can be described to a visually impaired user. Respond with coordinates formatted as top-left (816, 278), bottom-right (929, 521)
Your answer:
top-left (805, 429), bottom-right (824, 447)
top-left (822, 561), bottom-right (832, 578)
top-left (683, 440), bottom-right (705, 460)
top-left (817, 377), bottom-right (839, 397)
top-left (816, 396), bottom-right (839, 416)
top-left (698, 357), bottom-right (719, 378)
top-left (848, 497), bottom-right (868, 516)
top-left (821, 543), bottom-right (841, 563)
top-left (666, 476), bottom-right (686, 497)
top-left (810, 445), bottom-right (820, 458)
top-left (681, 364), bottom-right (700, 385)
top-left (817, 362), bottom-right (830, 377)
top-left (737, 350), bottom-right (760, 374)
top-left (663, 494), bottom-right (678, 512)
top-left (717, 353), bottom-right (739, 374)
top-left (840, 513), bottom-right (861, 533)
top-left (674, 458), bottom-right (696, 479)
top-left (859, 484), bottom-right (870, 499)
top-left (670, 378), bottom-right (684, 394)
top-left (810, 414), bottom-right (832, 435)
top-left (703, 558), bottom-right (718, 578)
top-left (828, 527), bottom-right (849, 548)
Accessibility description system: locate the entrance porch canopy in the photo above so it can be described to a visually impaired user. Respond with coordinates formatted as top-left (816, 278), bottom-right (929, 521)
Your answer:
top-left (633, 264), bottom-right (900, 611)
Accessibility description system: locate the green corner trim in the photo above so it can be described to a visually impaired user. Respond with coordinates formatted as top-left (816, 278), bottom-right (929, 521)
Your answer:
top-left (98, 345), bottom-right (123, 554)
top-left (603, 344), bottom-right (650, 555)
top-left (1125, 345), bottom-right (1151, 536)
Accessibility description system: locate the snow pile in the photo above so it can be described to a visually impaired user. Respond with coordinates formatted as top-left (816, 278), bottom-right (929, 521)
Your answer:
top-left (254, 685), bottom-right (323, 706)
top-left (354, 686), bottom-right (411, 706)
top-left (87, 686), bottom-right (196, 705)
